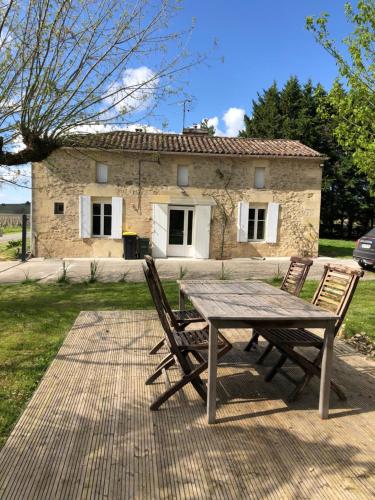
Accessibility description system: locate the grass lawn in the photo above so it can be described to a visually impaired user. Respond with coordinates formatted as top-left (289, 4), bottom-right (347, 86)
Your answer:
top-left (319, 238), bottom-right (356, 258)
top-left (1, 225), bottom-right (22, 234)
top-left (0, 242), bottom-right (20, 261)
top-left (1, 280), bottom-right (374, 448)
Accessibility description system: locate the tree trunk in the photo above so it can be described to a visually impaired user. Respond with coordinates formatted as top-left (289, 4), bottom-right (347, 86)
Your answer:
top-left (0, 132), bottom-right (58, 166)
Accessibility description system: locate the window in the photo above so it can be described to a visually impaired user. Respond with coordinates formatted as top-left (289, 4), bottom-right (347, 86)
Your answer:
top-left (92, 202), bottom-right (112, 236)
top-left (54, 202), bottom-right (64, 215)
top-left (248, 207), bottom-right (266, 241)
top-left (254, 167), bottom-right (265, 189)
top-left (177, 166), bottom-right (189, 187)
top-left (96, 163), bottom-right (108, 183)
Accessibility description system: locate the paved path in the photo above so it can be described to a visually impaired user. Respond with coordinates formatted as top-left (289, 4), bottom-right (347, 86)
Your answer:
top-left (0, 256), bottom-right (373, 283)
top-left (0, 232), bottom-right (23, 242)
top-left (0, 310), bottom-right (373, 499)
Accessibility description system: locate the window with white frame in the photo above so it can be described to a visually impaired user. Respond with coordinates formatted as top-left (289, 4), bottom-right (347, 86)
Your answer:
top-left (92, 202), bottom-right (112, 236)
top-left (96, 163), bottom-right (108, 183)
top-left (177, 166), bottom-right (189, 187)
top-left (248, 207), bottom-right (266, 241)
top-left (254, 167), bottom-right (265, 189)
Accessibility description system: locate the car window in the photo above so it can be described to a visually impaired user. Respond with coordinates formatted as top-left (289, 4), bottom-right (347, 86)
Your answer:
top-left (365, 228), bottom-right (375, 237)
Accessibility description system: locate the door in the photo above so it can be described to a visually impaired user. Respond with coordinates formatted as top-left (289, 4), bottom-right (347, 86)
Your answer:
top-left (167, 206), bottom-right (194, 257)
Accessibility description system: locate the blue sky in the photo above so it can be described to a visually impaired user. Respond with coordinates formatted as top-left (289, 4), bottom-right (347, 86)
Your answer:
top-left (1, 0), bottom-right (349, 203)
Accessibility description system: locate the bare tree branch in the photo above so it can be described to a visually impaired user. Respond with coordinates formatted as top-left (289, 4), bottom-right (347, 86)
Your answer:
top-left (0, 0), bottom-right (202, 175)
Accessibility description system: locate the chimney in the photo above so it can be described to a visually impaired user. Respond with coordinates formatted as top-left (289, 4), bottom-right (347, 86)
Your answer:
top-left (182, 126), bottom-right (209, 136)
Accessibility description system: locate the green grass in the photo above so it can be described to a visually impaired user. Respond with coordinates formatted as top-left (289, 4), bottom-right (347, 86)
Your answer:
top-left (0, 280), bottom-right (374, 448)
top-left (319, 238), bottom-right (356, 258)
top-left (0, 239), bottom-right (30, 261)
top-left (0, 281), bottom-right (178, 448)
top-left (1, 225), bottom-right (22, 234)
top-left (0, 242), bottom-right (19, 261)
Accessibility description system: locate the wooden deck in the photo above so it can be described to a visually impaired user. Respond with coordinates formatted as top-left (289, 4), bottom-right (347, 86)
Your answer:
top-left (0, 310), bottom-right (374, 499)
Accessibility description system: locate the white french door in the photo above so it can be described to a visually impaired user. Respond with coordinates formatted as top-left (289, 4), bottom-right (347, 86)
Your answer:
top-left (167, 206), bottom-right (194, 257)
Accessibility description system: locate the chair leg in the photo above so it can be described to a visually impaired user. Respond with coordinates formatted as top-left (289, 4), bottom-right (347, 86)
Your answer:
top-left (150, 362), bottom-right (208, 411)
top-left (146, 357), bottom-right (175, 385)
top-left (288, 373), bottom-right (313, 401)
top-left (265, 353), bottom-right (287, 382)
top-left (244, 332), bottom-right (259, 352)
top-left (191, 377), bottom-right (207, 402)
top-left (256, 342), bottom-right (274, 365)
top-left (149, 338), bottom-right (165, 355)
top-left (155, 353), bottom-right (174, 371)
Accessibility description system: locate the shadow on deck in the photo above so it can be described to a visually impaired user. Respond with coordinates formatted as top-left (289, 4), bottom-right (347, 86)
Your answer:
top-left (0, 310), bottom-right (374, 499)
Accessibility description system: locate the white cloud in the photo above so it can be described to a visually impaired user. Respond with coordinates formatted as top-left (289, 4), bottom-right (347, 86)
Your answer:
top-left (201, 107), bottom-right (245, 137)
top-left (223, 107), bottom-right (245, 137)
top-left (70, 123), bottom-right (165, 135)
top-left (205, 116), bottom-right (225, 136)
top-left (104, 66), bottom-right (159, 116)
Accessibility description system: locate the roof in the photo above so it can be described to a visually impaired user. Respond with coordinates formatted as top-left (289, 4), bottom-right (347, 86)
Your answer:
top-left (61, 131), bottom-right (324, 159)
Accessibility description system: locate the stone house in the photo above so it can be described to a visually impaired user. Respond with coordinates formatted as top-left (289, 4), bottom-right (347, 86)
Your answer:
top-left (31, 129), bottom-right (325, 259)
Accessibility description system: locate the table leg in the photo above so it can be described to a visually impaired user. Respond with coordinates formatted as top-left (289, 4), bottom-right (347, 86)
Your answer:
top-left (179, 288), bottom-right (185, 310)
top-left (319, 321), bottom-right (335, 419)
top-left (207, 321), bottom-right (218, 424)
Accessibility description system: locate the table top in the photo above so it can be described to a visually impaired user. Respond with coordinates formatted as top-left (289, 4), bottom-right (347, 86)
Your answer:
top-left (179, 280), bottom-right (339, 324)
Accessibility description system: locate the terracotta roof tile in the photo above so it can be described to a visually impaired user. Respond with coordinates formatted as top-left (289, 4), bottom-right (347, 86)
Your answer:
top-left (61, 131), bottom-right (324, 158)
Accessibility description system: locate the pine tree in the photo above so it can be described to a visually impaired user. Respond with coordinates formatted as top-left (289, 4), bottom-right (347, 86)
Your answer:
top-left (240, 76), bottom-right (375, 238)
top-left (240, 83), bottom-right (282, 138)
top-left (279, 76), bottom-right (304, 139)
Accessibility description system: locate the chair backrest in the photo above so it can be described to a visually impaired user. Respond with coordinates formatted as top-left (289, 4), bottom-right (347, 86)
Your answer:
top-left (142, 263), bottom-right (180, 354)
top-left (280, 256), bottom-right (313, 296)
top-left (144, 255), bottom-right (180, 330)
top-left (312, 264), bottom-right (364, 334)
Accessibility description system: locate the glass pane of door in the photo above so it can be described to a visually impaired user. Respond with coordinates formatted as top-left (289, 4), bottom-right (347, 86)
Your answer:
top-left (169, 209), bottom-right (184, 245)
top-left (187, 210), bottom-right (193, 245)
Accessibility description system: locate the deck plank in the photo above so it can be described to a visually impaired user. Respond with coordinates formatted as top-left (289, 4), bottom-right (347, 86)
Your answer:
top-left (0, 310), bottom-right (374, 499)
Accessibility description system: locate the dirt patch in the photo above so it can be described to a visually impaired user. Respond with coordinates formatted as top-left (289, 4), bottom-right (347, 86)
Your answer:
top-left (345, 333), bottom-right (375, 359)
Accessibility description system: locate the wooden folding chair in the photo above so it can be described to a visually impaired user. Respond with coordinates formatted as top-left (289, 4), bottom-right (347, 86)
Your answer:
top-left (257, 264), bottom-right (364, 401)
top-left (143, 263), bottom-right (232, 411)
top-left (144, 255), bottom-right (204, 355)
top-left (244, 256), bottom-right (313, 351)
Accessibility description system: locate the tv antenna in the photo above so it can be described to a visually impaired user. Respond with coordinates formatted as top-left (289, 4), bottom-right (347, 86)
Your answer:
top-left (182, 99), bottom-right (192, 130)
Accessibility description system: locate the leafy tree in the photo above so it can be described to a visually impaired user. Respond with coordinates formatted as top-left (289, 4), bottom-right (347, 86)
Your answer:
top-left (279, 76), bottom-right (305, 139)
top-left (0, 0), bottom-right (198, 181)
top-left (240, 82), bottom-right (282, 138)
top-left (199, 118), bottom-right (216, 136)
top-left (240, 77), bottom-right (375, 238)
top-left (306, 0), bottom-right (375, 188)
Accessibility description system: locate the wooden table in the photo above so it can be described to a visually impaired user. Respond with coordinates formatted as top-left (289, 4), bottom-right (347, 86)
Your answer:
top-left (178, 280), bottom-right (339, 424)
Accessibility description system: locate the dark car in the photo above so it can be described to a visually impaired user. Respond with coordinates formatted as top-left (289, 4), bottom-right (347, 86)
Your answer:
top-left (353, 228), bottom-right (375, 269)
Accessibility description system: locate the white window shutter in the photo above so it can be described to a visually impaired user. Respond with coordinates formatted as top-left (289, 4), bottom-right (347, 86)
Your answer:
top-left (96, 163), bottom-right (108, 183)
top-left (237, 201), bottom-right (249, 242)
top-left (79, 195), bottom-right (91, 238)
top-left (266, 202), bottom-right (280, 243)
top-left (193, 205), bottom-right (211, 259)
top-left (254, 167), bottom-right (265, 189)
top-left (152, 203), bottom-right (168, 258)
top-left (111, 197), bottom-right (123, 239)
top-left (177, 166), bottom-right (189, 186)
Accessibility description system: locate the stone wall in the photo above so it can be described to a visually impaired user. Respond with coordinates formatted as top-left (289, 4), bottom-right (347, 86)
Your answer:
top-left (32, 149), bottom-right (322, 258)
